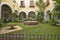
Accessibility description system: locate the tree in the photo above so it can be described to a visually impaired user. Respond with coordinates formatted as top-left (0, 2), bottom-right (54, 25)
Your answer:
top-left (53, 0), bottom-right (60, 17)
top-left (36, 0), bottom-right (46, 12)
top-left (36, 11), bottom-right (43, 22)
top-left (36, 0), bottom-right (46, 22)
top-left (53, 0), bottom-right (60, 11)
top-left (51, 0), bottom-right (60, 26)
top-left (52, 0), bottom-right (60, 2)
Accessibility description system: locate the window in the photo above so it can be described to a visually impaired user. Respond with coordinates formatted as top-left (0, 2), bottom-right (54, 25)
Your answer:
top-left (20, 1), bottom-right (25, 8)
top-left (29, 1), bottom-right (35, 7)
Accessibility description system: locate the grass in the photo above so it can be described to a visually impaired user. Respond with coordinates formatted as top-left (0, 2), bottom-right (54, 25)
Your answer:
top-left (0, 22), bottom-right (60, 40)
top-left (0, 22), bottom-right (8, 28)
top-left (3, 22), bottom-right (60, 35)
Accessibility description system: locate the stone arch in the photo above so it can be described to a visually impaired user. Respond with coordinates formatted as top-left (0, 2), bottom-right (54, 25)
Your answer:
top-left (28, 11), bottom-right (36, 19)
top-left (1, 4), bottom-right (12, 22)
top-left (19, 11), bottom-right (26, 20)
top-left (46, 10), bottom-right (51, 20)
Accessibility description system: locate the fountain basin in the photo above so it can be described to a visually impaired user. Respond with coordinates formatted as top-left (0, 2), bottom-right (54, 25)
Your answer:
top-left (24, 21), bottom-right (39, 25)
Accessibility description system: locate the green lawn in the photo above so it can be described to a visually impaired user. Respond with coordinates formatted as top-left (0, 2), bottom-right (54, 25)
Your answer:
top-left (5, 22), bottom-right (60, 35)
top-left (0, 23), bottom-right (7, 30)
top-left (0, 22), bottom-right (60, 40)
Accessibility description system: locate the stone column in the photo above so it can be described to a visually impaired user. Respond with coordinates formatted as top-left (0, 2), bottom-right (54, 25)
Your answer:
top-left (0, 4), bottom-right (1, 18)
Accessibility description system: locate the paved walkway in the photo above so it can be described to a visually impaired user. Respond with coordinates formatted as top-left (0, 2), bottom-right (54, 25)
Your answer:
top-left (0, 26), bottom-right (23, 34)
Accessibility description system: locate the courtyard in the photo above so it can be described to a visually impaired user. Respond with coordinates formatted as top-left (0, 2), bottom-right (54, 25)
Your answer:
top-left (0, 22), bottom-right (60, 40)
top-left (0, 0), bottom-right (60, 40)
top-left (0, 22), bottom-right (60, 35)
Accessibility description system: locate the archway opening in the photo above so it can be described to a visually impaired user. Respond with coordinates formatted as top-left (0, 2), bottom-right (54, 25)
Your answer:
top-left (28, 11), bottom-right (36, 19)
top-left (19, 11), bottom-right (26, 20)
top-left (46, 10), bottom-right (51, 20)
top-left (1, 4), bottom-right (12, 22)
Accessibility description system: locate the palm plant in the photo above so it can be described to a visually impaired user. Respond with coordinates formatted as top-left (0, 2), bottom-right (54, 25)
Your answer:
top-left (52, 0), bottom-right (60, 20)
top-left (36, 0), bottom-right (46, 22)
top-left (36, 0), bottom-right (46, 12)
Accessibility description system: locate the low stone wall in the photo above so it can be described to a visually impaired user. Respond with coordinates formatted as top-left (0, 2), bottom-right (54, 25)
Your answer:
top-left (24, 21), bottom-right (39, 25)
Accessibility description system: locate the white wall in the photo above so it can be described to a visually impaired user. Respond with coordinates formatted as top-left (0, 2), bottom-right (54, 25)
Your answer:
top-left (44, 0), bottom-right (55, 21)
top-left (19, 0), bottom-right (38, 16)
top-left (16, 0), bottom-right (55, 21)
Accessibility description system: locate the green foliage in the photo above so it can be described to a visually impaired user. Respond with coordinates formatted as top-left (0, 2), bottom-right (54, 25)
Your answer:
top-left (12, 12), bottom-right (18, 22)
top-left (50, 12), bottom-right (60, 26)
top-left (54, 12), bottom-right (60, 16)
top-left (24, 18), bottom-right (31, 21)
top-left (12, 12), bottom-right (17, 17)
top-left (51, 18), bottom-right (57, 26)
top-left (36, 0), bottom-right (46, 12)
top-left (47, 10), bottom-right (53, 20)
top-left (52, 0), bottom-right (60, 26)
top-left (53, 0), bottom-right (60, 3)
top-left (47, 10), bottom-right (52, 15)
top-left (36, 0), bottom-right (46, 22)
top-left (14, 18), bottom-right (19, 22)
top-left (54, 3), bottom-right (60, 12)
top-left (5, 22), bottom-right (60, 35)
top-left (36, 11), bottom-right (44, 22)
top-left (24, 18), bottom-right (36, 21)
top-left (53, 0), bottom-right (60, 12)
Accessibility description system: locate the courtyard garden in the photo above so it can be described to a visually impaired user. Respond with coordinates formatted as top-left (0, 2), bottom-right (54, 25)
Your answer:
top-left (11, 23), bottom-right (60, 35)
top-left (0, 22), bottom-right (60, 40)
top-left (0, 0), bottom-right (60, 36)
top-left (0, 22), bottom-right (60, 35)
top-left (0, 0), bottom-right (60, 40)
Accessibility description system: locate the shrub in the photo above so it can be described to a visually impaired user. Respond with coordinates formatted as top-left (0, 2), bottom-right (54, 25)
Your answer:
top-left (36, 11), bottom-right (44, 22)
top-left (51, 18), bottom-right (57, 26)
top-left (12, 12), bottom-right (18, 22)
top-left (24, 18), bottom-right (36, 21)
top-left (45, 21), bottom-right (50, 23)
top-left (14, 18), bottom-right (19, 22)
